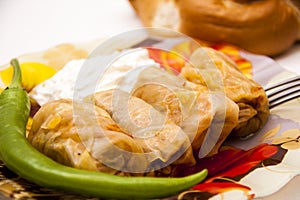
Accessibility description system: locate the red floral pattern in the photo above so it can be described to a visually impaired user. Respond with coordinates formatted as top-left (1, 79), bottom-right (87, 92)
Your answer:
top-left (176, 144), bottom-right (287, 199)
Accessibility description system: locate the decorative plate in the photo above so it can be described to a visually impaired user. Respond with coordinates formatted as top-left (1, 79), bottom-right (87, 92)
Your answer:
top-left (0, 31), bottom-right (300, 200)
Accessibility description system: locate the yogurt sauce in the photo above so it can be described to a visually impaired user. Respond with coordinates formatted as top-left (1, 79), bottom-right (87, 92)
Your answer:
top-left (30, 48), bottom-right (159, 106)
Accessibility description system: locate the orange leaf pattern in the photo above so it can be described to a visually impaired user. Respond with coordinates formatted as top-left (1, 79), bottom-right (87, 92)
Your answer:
top-left (146, 40), bottom-right (253, 78)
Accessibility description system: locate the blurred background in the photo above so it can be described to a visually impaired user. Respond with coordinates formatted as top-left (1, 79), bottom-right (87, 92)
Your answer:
top-left (0, 0), bottom-right (142, 64)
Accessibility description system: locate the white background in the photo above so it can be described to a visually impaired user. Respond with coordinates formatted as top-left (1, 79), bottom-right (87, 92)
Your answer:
top-left (0, 0), bottom-right (142, 65)
top-left (0, 0), bottom-right (300, 199)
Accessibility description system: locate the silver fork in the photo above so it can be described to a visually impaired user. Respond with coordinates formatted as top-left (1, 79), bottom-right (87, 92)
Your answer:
top-left (264, 75), bottom-right (300, 109)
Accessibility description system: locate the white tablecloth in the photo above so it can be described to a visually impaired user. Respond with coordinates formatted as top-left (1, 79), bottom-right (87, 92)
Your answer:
top-left (0, 0), bottom-right (299, 199)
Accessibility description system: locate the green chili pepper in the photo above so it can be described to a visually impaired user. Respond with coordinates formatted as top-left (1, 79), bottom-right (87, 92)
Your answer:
top-left (0, 59), bottom-right (208, 199)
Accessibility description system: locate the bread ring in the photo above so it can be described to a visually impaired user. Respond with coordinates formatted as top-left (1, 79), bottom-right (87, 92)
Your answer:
top-left (129, 0), bottom-right (300, 56)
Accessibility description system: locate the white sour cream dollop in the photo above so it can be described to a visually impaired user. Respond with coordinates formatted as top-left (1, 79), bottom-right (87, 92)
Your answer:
top-left (31, 48), bottom-right (159, 106)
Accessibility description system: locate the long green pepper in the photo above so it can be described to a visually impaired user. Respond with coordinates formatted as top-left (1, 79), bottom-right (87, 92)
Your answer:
top-left (0, 59), bottom-right (207, 199)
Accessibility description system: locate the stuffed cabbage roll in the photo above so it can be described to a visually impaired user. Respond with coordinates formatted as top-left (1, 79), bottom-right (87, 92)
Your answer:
top-left (181, 47), bottom-right (269, 138)
top-left (28, 99), bottom-right (148, 176)
top-left (129, 66), bottom-right (239, 157)
top-left (87, 89), bottom-right (196, 168)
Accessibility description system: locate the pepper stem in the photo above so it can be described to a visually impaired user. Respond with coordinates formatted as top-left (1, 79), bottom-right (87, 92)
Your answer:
top-left (9, 59), bottom-right (22, 88)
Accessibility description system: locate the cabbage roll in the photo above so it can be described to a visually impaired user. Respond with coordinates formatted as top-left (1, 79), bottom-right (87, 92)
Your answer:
top-left (130, 66), bottom-right (239, 157)
top-left (28, 99), bottom-right (148, 176)
top-left (87, 89), bottom-right (196, 168)
top-left (181, 47), bottom-right (269, 138)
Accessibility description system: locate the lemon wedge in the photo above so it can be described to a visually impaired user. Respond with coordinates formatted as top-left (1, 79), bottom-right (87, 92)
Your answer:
top-left (0, 62), bottom-right (56, 91)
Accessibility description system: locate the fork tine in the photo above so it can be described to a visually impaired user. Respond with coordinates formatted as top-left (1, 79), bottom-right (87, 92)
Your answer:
top-left (265, 75), bottom-right (300, 109)
top-left (264, 75), bottom-right (300, 91)
top-left (266, 81), bottom-right (300, 98)
top-left (268, 90), bottom-right (300, 109)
